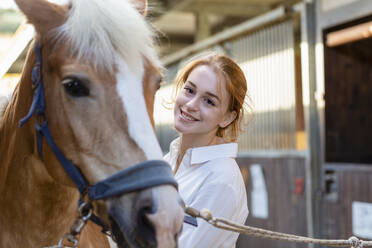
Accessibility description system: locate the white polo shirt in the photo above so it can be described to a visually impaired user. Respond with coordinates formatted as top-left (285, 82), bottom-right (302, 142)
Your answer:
top-left (164, 137), bottom-right (248, 248)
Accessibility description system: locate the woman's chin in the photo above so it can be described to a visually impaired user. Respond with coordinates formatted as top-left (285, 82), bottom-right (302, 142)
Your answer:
top-left (175, 120), bottom-right (194, 134)
top-left (174, 123), bottom-right (185, 134)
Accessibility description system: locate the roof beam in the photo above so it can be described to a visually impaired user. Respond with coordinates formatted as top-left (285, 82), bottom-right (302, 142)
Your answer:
top-left (162, 6), bottom-right (286, 65)
top-left (188, 2), bottom-right (271, 16)
top-left (196, 10), bottom-right (210, 41)
top-left (326, 21), bottom-right (372, 47)
top-left (169, 0), bottom-right (195, 11)
top-left (0, 23), bottom-right (34, 79)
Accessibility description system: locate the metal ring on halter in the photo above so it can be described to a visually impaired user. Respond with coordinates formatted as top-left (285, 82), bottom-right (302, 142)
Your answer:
top-left (57, 233), bottom-right (78, 248)
top-left (69, 202), bottom-right (93, 236)
top-left (78, 201), bottom-right (93, 220)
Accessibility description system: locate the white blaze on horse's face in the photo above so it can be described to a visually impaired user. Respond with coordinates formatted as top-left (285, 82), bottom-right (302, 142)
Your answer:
top-left (115, 56), bottom-right (163, 160)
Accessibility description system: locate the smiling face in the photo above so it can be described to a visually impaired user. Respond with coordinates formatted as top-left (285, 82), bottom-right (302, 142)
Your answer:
top-left (174, 65), bottom-right (236, 138)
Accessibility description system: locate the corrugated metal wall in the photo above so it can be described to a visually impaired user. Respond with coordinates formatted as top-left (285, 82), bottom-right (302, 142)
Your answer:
top-left (155, 20), bottom-right (299, 153)
top-left (229, 20), bottom-right (297, 151)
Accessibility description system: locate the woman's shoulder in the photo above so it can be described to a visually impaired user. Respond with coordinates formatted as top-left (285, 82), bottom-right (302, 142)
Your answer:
top-left (208, 156), bottom-right (239, 172)
top-left (203, 157), bottom-right (242, 185)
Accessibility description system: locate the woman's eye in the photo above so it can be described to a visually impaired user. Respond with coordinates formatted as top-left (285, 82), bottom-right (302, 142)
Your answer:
top-left (184, 87), bottom-right (194, 94)
top-left (62, 78), bottom-right (90, 97)
top-left (205, 98), bottom-right (216, 106)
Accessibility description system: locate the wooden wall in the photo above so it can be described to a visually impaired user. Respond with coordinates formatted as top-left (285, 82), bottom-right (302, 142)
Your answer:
top-left (321, 17), bottom-right (372, 243)
top-left (236, 156), bottom-right (308, 248)
top-left (322, 165), bottom-right (372, 240)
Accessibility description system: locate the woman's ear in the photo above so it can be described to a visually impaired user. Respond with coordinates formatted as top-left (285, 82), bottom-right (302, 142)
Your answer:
top-left (219, 110), bottom-right (237, 129)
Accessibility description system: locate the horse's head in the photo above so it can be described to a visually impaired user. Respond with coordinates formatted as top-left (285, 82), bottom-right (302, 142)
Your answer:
top-left (15, 0), bottom-right (183, 247)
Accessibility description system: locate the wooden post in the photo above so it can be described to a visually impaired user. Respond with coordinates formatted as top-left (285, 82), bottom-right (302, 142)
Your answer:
top-left (326, 21), bottom-right (372, 47)
top-left (195, 10), bottom-right (210, 42)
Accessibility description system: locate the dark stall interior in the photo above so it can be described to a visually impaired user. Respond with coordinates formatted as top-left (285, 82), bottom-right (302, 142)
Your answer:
top-left (324, 17), bottom-right (372, 165)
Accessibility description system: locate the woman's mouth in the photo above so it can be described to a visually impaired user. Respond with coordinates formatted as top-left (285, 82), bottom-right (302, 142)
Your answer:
top-left (180, 109), bottom-right (198, 121)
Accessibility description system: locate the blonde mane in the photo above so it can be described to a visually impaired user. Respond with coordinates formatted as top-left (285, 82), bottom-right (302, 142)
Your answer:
top-left (55, 0), bottom-right (160, 73)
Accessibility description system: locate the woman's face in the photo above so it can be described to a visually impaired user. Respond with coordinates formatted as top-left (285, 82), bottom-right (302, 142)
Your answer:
top-left (174, 65), bottom-right (235, 136)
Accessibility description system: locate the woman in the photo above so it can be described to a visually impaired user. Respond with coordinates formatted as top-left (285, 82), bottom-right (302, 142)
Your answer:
top-left (164, 53), bottom-right (250, 248)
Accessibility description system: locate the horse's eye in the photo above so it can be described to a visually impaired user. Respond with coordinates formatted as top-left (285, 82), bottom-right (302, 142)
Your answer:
top-left (62, 78), bottom-right (89, 97)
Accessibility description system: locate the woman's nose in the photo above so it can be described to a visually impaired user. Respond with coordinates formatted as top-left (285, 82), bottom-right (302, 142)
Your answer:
top-left (185, 97), bottom-right (199, 111)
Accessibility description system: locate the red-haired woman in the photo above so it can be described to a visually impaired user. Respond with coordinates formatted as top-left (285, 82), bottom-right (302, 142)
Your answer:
top-left (164, 53), bottom-right (250, 248)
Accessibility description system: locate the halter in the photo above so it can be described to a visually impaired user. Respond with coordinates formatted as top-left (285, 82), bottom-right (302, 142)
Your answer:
top-left (19, 42), bottom-right (178, 230)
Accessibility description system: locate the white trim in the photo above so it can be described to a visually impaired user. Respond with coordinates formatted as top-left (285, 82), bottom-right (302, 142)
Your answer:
top-left (320, 0), bottom-right (372, 29)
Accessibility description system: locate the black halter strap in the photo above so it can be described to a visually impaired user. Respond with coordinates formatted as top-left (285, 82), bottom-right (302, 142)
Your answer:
top-left (19, 43), bottom-right (178, 228)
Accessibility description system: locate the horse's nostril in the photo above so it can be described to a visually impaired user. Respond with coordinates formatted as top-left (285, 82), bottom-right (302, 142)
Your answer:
top-left (132, 192), bottom-right (158, 247)
top-left (141, 203), bottom-right (156, 215)
top-left (136, 203), bottom-right (157, 247)
top-left (109, 216), bottom-right (127, 248)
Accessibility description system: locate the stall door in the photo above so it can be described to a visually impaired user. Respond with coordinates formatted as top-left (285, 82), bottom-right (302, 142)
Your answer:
top-left (322, 20), bottom-right (372, 242)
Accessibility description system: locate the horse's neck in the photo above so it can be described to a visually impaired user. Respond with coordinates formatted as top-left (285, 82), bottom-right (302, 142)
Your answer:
top-left (0, 70), bottom-right (34, 191)
top-left (0, 154), bottom-right (79, 246)
top-left (0, 66), bottom-right (79, 247)
top-left (0, 60), bottom-right (36, 192)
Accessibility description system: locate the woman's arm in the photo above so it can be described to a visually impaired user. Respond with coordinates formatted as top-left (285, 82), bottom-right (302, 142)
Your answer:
top-left (179, 183), bottom-right (239, 248)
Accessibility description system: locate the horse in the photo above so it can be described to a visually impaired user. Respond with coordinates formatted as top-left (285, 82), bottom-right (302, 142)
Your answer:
top-left (0, 0), bottom-right (184, 247)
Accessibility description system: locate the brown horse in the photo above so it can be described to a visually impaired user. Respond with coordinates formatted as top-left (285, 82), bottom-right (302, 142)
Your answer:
top-left (0, 0), bottom-right (183, 247)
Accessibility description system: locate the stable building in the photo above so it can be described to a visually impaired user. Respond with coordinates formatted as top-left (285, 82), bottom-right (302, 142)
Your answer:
top-left (153, 0), bottom-right (372, 247)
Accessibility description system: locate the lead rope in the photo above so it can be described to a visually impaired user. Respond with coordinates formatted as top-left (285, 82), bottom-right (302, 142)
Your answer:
top-left (185, 207), bottom-right (372, 248)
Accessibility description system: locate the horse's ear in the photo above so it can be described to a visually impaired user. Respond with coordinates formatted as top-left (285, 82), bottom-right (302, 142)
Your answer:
top-left (131, 0), bottom-right (148, 16)
top-left (14, 0), bottom-right (67, 35)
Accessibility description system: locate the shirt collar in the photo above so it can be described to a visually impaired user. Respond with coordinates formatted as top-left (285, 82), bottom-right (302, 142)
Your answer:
top-left (169, 137), bottom-right (238, 165)
top-left (169, 137), bottom-right (181, 162)
top-left (190, 142), bottom-right (238, 164)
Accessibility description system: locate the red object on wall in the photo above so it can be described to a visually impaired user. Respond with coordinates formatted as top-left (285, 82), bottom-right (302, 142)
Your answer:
top-left (294, 177), bottom-right (304, 195)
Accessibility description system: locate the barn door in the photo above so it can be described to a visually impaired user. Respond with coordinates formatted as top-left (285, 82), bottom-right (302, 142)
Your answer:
top-left (322, 18), bottom-right (372, 241)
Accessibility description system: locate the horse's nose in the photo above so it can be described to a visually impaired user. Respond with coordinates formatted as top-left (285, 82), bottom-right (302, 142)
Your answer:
top-left (134, 189), bottom-right (157, 247)
top-left (138, 186), bottom-right (184, 248)
top-left (108, 186), bottom-right (184, 248)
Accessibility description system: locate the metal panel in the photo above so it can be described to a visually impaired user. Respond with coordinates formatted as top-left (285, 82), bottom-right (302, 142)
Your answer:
top-left (156, 20), bottom-right (300, 153)
top-left (228, 20), bottom-right (297, 151)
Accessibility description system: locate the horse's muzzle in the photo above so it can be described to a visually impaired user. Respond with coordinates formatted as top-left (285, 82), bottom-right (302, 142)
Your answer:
top-left (108, 186), bottom-right (184, 248)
